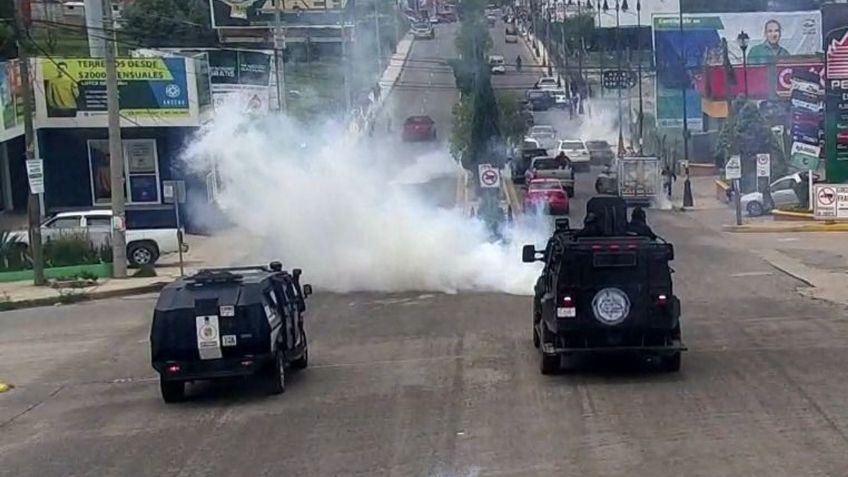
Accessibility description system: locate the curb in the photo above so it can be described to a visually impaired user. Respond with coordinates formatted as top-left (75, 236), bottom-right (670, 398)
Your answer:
top-left (0, 281), bottom-right (170, 312)
top-left (772, 209), bottom-right (815, 219)
top-left (722, 223), bottom-right (848, 233)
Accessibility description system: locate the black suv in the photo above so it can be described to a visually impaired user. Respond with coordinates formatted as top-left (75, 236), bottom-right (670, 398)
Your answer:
top-left (523, 197), bottom-right (684, 374)
top-left (150, 262), bottom-right (312, 403)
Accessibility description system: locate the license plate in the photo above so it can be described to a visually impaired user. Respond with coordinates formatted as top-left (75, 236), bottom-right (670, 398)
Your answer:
top-left (557, 307), bottom-right (576, 318)
top-left (222, 335), bottom-right (237, 347)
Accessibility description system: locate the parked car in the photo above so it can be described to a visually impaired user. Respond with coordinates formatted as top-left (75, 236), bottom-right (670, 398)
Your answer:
top-left (550, 88), bottom-right (569, 108)
top-left (535, 76), bottom-right (559, 90)
top-left (402, 115), bottom-right (437, 141)
top-left (526, 90), bottom-right (553, 111)
top-left (11, 209), bottom-right (187, 267)
top-left (528, 125), bottom-right (557, 150)
top-left (524, 178), bottom-right (570, 215)
top-left (489, 55), bottom-right (506, 74)
top-left (556, 139), bottom-right (591, 172)
top-left (586, 139), bottom-right (615, 165)
top-left (741, 172), bottom-right (821, 216)
top-left (505, 33), bottom-right (518, 43)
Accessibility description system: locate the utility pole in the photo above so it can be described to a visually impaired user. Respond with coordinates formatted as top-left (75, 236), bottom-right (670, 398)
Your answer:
top-left (274, 0), bottom-right (287, 110)
top-left (13, 0), bottom-right (45, 286)
top-left (341, 23), bottom-right (352, 111)
top-left (84, 0), bottom-right (106, 57)
top-left (375, 0), bottom-right (383, 73)
top-left (103, 0), bottom-right (127, 278)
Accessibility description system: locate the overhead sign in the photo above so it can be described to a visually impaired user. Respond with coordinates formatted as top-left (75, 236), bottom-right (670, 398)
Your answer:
top-left (478, 164), bottom-right (501, 189)
top-left (210, 0), bottom-right (354, 29)
top-left (207, 50), bottom-right (272, 113)
top-left (602, 70), bottom-right (636, 90)
top-left (725, 155), bottom-right (741, 180)
top-left (813, 184), bottom-right (848, 220)
top-left (756, 154), bottom-right (770, 178)
top-left (25, 159), bottom-right (44, 194)
top-left (36, 58), bottom-right (192, 126)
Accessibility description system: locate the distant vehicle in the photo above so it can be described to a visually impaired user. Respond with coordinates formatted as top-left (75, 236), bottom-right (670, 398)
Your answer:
top-left (10, 209), bottom-right (187, 267)
top-left (586, 140), bottom-right (615, 165)
top-left (535, 76), bottom-right (559, 90)
top-left (529, 125), bottom-right (557, 149)
top-left (523, 197), bottom-right (684, 374)
top-left (524, 178), bottom-right (570, 215)
top-left (402, 115), bottom-right (437, 141)
top-left (526, 90), bottom-right (553, 111)
top-left (430, 16), bottom-right (439, 24)
top-left (411, 22), bottom-right (435, 39)
top-left (525, 156), bottom-right (575, 197)
top-left (505, 33), bottom-right (518, 43)
top-left (512, 146), bottom-right (548, 185)
top-left (487, 14), bottom-right (496, 26)
top-left (489, 55), bottom-right (506, 74)
top-left (616, 156), bottom-right (660, 204)
top-left (556, 139), bottom-right (591, 172)
top-left (436, 10), bottom-right (456, 22)
top-left (741, 171), bottom-right (821, 216)
top-left (506, 24), bottom-right (517, 35)
top-left (150, 263), bottom-right (312, 402)
top-left (550, 88), bottom-right (569, 108)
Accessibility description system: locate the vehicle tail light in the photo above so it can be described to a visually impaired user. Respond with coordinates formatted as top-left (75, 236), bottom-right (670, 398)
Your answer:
top-left (166, 364), bottom-right (181, 374)
top-left (627, 244), bottom-right (638, 250)
top-left (241, 360), bottom-right (254, 367)
top-left (608, 244), bottom-right (620, 251)
top-left (591, 245), bottom-right (602, 251)
top-left (557, 295), bottom-right (576, 318)
top-left (657, 294), bottom-right (668, 305)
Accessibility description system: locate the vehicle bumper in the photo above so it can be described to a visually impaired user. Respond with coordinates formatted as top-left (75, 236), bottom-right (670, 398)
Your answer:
top-left (154, 354), bottom-right (274, 381)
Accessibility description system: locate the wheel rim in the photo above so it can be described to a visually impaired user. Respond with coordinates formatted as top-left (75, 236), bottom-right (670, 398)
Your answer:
top-left (748, 202), bottom-right (762, 216)
top-left (133, 248), bottom-right (152, 264)
top-left (278, 353), bottom-right (285, 388)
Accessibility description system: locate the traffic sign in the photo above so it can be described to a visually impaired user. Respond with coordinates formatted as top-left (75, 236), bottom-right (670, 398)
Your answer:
top-left (602, 70), bottom-right (636, 90)
top-left (813, 184), bottom-right (843, 219)
top-left (756, 153), bottom-right (771, 178)
top-left (478, 164), bottom-right (501, 189)
top-left (725, 155), bottom-right (742, 180)
top-left (25, 159), bottom-right (44, 194)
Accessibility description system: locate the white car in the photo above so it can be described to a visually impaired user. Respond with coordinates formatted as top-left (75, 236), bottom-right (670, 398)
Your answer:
top-left (11, 209), bottom-right (187, 267)
top-left (740, 172), bottom-right (819, 216)
top-left (411, 22), bottom-right (435, 39)
top-left (556, 139), bottom-right (591, 172)
top-left (489, 55), bottom-right (506, 74)
top-left (536, 76), bottom-right (559, 90)
top-left (551, 88), bottom-right (569, 108)
top-left (528, 125), bottom-right (557, 150)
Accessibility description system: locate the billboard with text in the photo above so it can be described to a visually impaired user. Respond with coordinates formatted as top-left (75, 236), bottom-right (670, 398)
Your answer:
top-left (210, 0), bottom-right (354, 28)
top-left (653, 11), bottom-right (821, 129)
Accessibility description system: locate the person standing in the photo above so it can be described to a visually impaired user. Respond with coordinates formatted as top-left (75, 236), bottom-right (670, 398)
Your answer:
top-left (662, 165), bottom-right (677, 199)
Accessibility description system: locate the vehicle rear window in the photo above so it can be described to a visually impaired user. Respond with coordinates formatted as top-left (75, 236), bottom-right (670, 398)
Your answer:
top-left (586, 141), bottom-right (610, 149)
top-left (529, 181), bottom-right (561, 191)
top-left (533, 159), bottom-right (558, 169)
top-left (406, 116), bottom-right (432, 123)
top-left (593, 252), bottom-right (637, 268)
top-left (560, 141), bottom-right (584, 150)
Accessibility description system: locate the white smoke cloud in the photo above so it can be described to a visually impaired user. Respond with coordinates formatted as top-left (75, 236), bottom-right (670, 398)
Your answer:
top-left (181, 107), bottom-right (549, 295)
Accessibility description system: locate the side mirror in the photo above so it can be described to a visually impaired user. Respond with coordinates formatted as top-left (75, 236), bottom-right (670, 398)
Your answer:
top-left (292, 268), bottom-right (302, 278)
top-left (522, 244), bottom-right (538, 263)
top-left (302, 284), bottom-right (313, 297)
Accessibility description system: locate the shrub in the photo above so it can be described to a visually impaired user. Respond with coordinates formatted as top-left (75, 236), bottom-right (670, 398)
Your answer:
top-left (43, 232), bottom-right (100, 268)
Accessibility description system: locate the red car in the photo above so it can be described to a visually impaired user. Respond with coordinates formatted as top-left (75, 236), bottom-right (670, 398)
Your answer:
top-left (524, 179), bottom-right (569, 215)
top-left (402, 115), bottom-right (437, 142)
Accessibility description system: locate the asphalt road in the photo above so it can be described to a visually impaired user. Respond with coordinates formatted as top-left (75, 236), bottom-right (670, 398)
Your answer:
top-left (4, 24), bottom-right (848, 477)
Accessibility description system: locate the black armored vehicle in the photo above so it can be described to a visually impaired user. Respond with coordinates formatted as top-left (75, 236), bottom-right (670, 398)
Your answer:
top-left (523, 197), bottom-right (684, 374)
top-left (150, 262), bottom-right (312, 403)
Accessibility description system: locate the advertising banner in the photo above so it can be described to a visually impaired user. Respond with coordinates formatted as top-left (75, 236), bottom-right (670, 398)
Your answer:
top-left (208, 50), bottom-right (272, 113)
top-left (39, 58), bottom-right (190, 122)
top-left (210, 0), bottom-right (354, 29)
top-left (823, 2), bottom-right (848, 183)
top-left (653, 11), bottom-right (822, 129)
top-left (0, 60), bottom-right (24, 142)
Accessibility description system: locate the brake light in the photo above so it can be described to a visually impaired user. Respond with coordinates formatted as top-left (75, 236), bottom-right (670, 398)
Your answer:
top-left (657, 294), bottom-right (668, 305)
top-left (591, 245), bottom-right (602, 251)
top-left (557, 295), bottom-right (576, 318)
top-left (166, 364), bottom-right (181, 374)
top-left (608, 244), bottom-right (620, 251)
top-left (627, 244), bottom-right (638, 250)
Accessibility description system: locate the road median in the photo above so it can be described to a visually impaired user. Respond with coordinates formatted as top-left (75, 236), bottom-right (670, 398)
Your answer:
top-left (0, 277), bottom-right (171, 311)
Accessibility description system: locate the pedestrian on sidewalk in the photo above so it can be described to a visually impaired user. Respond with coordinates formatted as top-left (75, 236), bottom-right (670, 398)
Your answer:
top-left (373, 83), bottom-right (381, 103)
top-left (662, 164), bottom-right (677, 199)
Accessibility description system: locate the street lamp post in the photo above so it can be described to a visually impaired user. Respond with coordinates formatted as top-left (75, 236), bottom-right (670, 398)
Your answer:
top-left (546, 7), bottom-right (553, 75)
top-left (604, 0), bottom-right (624, 154)
top-left (737, 31), bottom-right (750, 97)
top-left (597, 0), bottom-right (603, 99)
top-left (678, 4), bottom-right (689, 168)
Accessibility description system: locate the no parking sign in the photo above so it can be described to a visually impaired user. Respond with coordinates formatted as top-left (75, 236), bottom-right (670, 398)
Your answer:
top-left (478, 164), bottom-right (501, 189)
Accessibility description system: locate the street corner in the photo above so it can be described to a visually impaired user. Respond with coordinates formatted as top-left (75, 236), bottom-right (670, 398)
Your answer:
top-left (722, 222), bottom-right (848, 233)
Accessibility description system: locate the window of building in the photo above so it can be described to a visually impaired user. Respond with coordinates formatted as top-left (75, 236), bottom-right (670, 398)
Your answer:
top-left (87, 139), bottom-right (161, 205)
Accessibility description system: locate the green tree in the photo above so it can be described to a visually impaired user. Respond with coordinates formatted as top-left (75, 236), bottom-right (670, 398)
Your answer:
top-left (716, 100), bottom-right (787, 183)
top-left (122, 0), bottom-right (218, 48)
top-left (0, 2), bottom-right (17, 60)
top-left (496, 92), bottom-right (528, 148)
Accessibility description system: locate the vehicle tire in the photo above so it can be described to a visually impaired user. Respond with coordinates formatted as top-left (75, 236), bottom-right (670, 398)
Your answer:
top-left (661, 352), bottom-right (682, 373)
top-left (160, 377), bottom-right (185, 403)
top-left (747, 201), bottom-right (764, 217)
top-left (539, 325), bottom-right (560, 375)
top-left (533, 326), bottom-right (540, 348)
top-left (567, 187), bottom-right (574, 198)
top-left (265, 350), bottom-right (286, 395)
top-left (128, 242), bottom-right (159, 267)
top-left (595, 180), bottom-right (603, 194)
top-left (291, 331), bottom-right (309, 370)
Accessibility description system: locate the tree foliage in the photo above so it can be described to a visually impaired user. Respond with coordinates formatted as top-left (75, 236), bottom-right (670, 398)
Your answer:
top-left (716, 100), bottom-right (786, 183)
top-left (0, 2), bottom-right (17, 60)
top-left (122, 0), bottom-right (218, 48)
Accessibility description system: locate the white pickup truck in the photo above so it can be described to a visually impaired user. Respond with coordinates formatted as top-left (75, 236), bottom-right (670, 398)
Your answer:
top-left (11, 209), bottom-right (187, 267)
